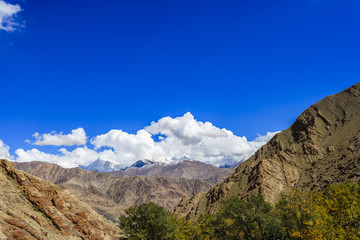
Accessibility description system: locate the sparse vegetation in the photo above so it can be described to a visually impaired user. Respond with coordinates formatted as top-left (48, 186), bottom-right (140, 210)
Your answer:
top-left (119, 181), bottom-right (360, 239)
top-left (32, 204), bottom-right (42, 212)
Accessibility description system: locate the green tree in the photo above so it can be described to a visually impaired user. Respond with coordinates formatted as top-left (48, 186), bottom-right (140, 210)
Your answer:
top-left (317, 181), bottom-right (360, 239)
top-left (196, 214), bottom-right (217, 240)
top-left (119, 202), bottom-right (178, 240)
top-left (175, 216), bottom-right (203, 240)
top-left (276, 190), bottom-right (318, 239)
top-left (207, 195), bottom-right (285, 240)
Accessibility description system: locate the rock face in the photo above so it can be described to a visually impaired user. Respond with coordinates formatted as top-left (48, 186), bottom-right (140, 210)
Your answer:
top-left (108, 160), bottom-right (233, 184)
top-left (0, 159), bottom-right (121, 240)
top-left (14, 161), bottom-right (213, 222)
top-left (174, 82), bottom-right (360, 220)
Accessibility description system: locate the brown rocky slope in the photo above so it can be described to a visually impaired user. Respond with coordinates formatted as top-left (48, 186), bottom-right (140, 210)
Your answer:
top-left (0, 159), bottom-right (121, 239)
top-left (174, 82), bottom-right (360, 219)
top-left (14, 161), bottom-right (213, 222)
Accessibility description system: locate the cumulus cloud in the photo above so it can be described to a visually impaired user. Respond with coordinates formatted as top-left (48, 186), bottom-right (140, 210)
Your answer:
top-left (15, 146), bottom-right (117, 168)
top-left (0, 0), bottom-right (22, 32)
top-left (91, 112), bottom-right (278, 167)
top-left (14, 113), bottom-right (279, 168)
top-left (252, 131), bottom-right (280, 148)
top-left (0, 139), bottom-right (12, 159)
top-left (92, 129), bottom-right (166, 164)
top-left (31, 128), bottom-right (87, 146)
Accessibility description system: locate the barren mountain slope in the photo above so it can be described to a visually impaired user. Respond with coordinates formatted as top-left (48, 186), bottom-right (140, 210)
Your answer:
top-left (0, 159), bottom-right (121, 240)
top-left (14, 161), bottom-right (212, 222)
top-left (174, 82), bottom-right (360, 220)
top-left (109, 160), bottom-right (233, 184)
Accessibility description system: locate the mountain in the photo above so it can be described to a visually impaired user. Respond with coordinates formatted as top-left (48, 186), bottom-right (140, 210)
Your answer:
top-left (78, 159), bottom-right (155, 172)
top-left (79, 159), bottom-right (124, 172)
top-left (108, 160), bottom-right (233, 184)
top-left (213, 156), bottom-right (246, 168)
top-left (127, 159), bottom-right (155, 168)
top-left (13, 161), bottom-right (213, 222)
top-left (79, 158), bottom-right (233, 185)
top-left (174, 82), bottom-right (360, 219)
top-left (0, 159), bottom-right (121, 239)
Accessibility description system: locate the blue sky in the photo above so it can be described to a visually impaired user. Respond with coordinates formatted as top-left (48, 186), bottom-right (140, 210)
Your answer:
top-left (0, 0), bottom-right (359, 167)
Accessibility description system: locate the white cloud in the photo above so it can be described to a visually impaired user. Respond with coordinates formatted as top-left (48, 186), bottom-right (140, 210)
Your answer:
top-left (91, 112), bottom-right (278, 167)
top-left (15, 146), bottom-right (117, 168)
top-left (92, 129), bottom-right (166, 165)
top-left (0, 0), bottom-right (22, 32)
top-left (251, 131), bottom-right (280, 148)
top-left (14, 113), bottom-right (279, 168)
top-left (0, 139), bottom-right (11, 159)
top-left (32, 128), bottom-right (87, 146)
top-left (145, 112), bottom-right (229, 145)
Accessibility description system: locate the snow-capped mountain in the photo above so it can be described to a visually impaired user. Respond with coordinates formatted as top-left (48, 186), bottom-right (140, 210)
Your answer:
top-left (79, 159), bottom-right (124, 172)
top-left (79, 158), bottom-right (156, 172)
top-left (127, 159), bottom-right (155, 169)
top-left (213, 155), bottom-right (250, 168)
top-left (79, 154), bottom-right (247, 173)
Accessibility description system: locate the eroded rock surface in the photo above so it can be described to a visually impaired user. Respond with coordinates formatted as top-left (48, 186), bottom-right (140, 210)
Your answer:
top-left (0, 159), bottom-right (121, 239)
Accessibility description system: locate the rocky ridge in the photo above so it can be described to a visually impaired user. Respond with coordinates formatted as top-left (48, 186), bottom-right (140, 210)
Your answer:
top-left (174, 82), bottom-right (360, 220)
top-left (0, 159), bottom-right (121, 239)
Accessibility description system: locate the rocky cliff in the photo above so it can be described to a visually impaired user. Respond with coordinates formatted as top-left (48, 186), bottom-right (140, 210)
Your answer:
top-left (0, 159), bottom-right (121, 239)
top-left (174, 82), bottom-right (360, 219)
top-left (14, 161), bottom-right (213, 222)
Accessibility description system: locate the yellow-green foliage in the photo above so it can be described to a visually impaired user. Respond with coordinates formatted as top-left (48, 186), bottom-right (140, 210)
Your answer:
top-left (119, 181), bottom-right (360, 240)
top-left (277, 181), bottom-right (360, 239)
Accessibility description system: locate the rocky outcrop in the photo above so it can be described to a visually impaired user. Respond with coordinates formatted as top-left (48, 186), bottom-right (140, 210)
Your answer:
top-left (14, 161), bottom-right (213, 222)
top-left (174, 82), bottom-right (360, 220)
top-left (0, 159), bottom-right (121, 239)
top-left (108, 160), bottom-right (233, 184)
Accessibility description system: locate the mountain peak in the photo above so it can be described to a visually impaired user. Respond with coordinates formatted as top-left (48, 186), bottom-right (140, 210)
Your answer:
top-left (129, 159), bottom-right (155, 168)
top-left (79, 158), bottom-right (124, 172)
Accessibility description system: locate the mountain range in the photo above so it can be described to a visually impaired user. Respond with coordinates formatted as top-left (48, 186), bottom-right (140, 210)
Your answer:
top-left (14, 160), bottom-right (223, 222)
top-left (108, 160), bottom-right (233, 184)
top-left (79, 158), bottom-right (238, 173)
